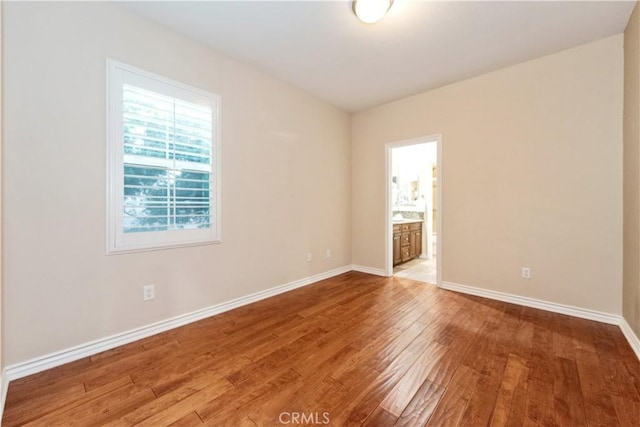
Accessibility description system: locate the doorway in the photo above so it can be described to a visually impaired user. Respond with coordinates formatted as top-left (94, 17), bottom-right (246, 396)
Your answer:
top-left (385, 136), bottom-right (442, 284)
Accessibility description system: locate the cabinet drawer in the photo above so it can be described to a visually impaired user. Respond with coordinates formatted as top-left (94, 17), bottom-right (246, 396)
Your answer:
top-left (401, 247), bottom-right (411, 261)
top-left (393, 225), bottom-right (401, 233)
top-left (409, 222), bottom-right (422, 231)
top-left (401, 224), bottom-right (410, 231)
top-left (401, 233), bottom-right (410, 246)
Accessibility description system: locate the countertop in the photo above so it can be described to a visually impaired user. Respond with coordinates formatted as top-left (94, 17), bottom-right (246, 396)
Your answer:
top-left (392, 219), bottom-right (423, 225)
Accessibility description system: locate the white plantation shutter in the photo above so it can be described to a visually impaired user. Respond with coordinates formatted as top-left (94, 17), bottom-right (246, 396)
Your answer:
top-left (107, 60), bottom-right (221, 253)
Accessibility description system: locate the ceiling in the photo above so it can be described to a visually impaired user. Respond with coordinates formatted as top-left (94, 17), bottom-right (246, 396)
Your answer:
top-left (123, 1), bottom-right (635, 112)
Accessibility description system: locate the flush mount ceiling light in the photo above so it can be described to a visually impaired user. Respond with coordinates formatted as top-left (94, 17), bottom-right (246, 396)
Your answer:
top-left (353, 0), bottom-right (393, 24)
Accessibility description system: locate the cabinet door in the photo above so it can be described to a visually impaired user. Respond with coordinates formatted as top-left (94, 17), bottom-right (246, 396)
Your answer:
top-left (408, 230), bottom-right (417, 258)
top-left (393, 233), bottom-right (402, 266)
top-left (414, 229), bottom-right (422, 257)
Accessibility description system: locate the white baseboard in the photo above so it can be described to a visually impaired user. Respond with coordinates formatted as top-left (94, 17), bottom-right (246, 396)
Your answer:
top-left (6, 269), bottom-right (638, 385)
top-left (620, 317), bottom-right (640, 361)
top-left (0, 368), bottom-right (7, 424)
top-left (440, 281), bottom-right (621, 325)
top-left (351, 265), bottom-right (388, 277)
top-left (5, 265), bottom-right (353, 381)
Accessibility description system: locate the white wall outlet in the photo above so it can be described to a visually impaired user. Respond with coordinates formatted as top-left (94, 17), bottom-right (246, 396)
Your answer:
top-left (143, 284), bottom-right (155, 301)
top-left (307, 253), bottom-right (312, 262)
top-left (521, 267), bottom-right (531, 279)
top-left (326, 249), bottom-right (332, 258)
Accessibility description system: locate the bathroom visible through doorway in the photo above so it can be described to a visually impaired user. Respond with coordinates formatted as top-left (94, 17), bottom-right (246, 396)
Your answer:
top-left (386, 137), bottom-right (442, 284)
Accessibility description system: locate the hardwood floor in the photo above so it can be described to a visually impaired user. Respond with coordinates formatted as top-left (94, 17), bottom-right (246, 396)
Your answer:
top-left (3, 272), bottom-right (639, 426)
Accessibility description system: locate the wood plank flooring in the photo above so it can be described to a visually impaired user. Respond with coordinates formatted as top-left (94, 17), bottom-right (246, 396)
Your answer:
top-left (3, 272), bottom-right (639, 426)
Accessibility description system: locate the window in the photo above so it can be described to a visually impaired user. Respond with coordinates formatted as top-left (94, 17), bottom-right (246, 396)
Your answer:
top-left (107, 60), bottom-right (221, 253)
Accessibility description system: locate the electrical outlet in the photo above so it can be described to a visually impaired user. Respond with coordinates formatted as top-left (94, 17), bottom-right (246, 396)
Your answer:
top-left (326, 249), bottom-right (332, 258)
top-left (521, 267), bottom-right (531, 279)
top-left (143, 284), bottom-right (155, 301)
top-left (307, 253), bottom-right (312, 262)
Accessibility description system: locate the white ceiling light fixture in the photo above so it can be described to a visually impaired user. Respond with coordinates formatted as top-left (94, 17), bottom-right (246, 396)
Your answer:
top-left (353, 0), bottom-right (393, 24)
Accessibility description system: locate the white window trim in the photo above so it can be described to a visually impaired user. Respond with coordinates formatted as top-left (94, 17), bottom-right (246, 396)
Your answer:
top-left (106, 59), bottom-right (222, 254)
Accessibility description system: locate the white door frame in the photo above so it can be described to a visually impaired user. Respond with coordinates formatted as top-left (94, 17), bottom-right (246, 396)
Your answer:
top-left (385, 135), bottom-right (443, 285)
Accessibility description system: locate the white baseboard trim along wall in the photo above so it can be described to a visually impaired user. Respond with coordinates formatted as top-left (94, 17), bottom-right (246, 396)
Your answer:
top-left (0, 369), bottom-right (8, 425)
top-left (620, 317), bottom-right (640, 361)
top-left (440, 281), bottom-right (640, 361)
top-left (351, 265), bottom-right (387, 277)
top-left (440, 281), bottom-right (620, 324)
top-left (5, 268), bottom-right (639, 385)
top-left (5, 265), bottom-right (353, 381)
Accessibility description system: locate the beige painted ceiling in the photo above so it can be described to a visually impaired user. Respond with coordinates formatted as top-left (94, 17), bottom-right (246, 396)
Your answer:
top-left (123, 1), bottom-right (635, 112)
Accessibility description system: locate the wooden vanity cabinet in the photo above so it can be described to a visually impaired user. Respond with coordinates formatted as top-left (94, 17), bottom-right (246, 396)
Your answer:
top-left (393, 221), bottom-right (423, 266)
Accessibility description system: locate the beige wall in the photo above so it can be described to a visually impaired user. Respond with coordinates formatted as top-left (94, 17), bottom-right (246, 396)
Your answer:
top-left (624, 2), bottom-right (640, 338)
top-left (2, 2), bottom-right (352, 365)
top-left (353, 35), bottom-right (624, 315)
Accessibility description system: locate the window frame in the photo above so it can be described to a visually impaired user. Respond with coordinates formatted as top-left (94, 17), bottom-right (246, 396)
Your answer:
top-left (106, 59), bottom-right (221, 254)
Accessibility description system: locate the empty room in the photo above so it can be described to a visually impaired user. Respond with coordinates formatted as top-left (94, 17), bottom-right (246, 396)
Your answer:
top-left (0, 0), bottom-right (639, 426)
